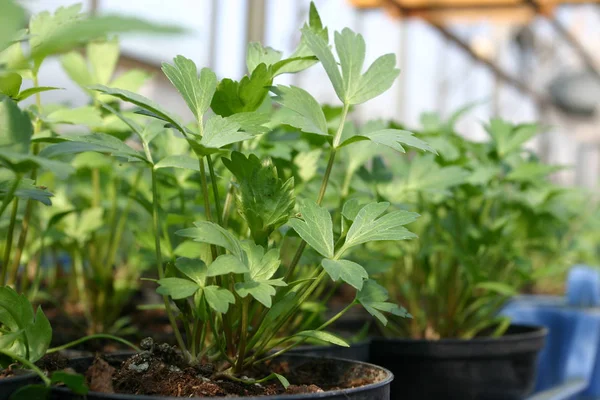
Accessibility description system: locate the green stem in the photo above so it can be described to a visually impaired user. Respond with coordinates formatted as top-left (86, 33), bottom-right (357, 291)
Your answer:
top-left (285, 103), bottom-right (350, 280)
top-left (47, 334), bottom-right (140, 354)
top-left (222, 182), bottom-right (235, 228)
top-left (235, 298), bottom-right (249, 373)
top-left (206, 155), bottom-right (223, 225)
top-left (72, 248), bottom-right (92, 325)
top-left (1, 197), bottom-right (19, 286)
top-left (198, 158), bottom-right (218, 260)
top-left (92, 168), bottom-right (100, 208)
top-left (151, 168), bottom-right (188, 357)
top-left (0, 349), bottom-right (51, 386)
top-left (0, 176), bottom-right (21, 219)
top-left (9, 199), bottom-right (32, 287)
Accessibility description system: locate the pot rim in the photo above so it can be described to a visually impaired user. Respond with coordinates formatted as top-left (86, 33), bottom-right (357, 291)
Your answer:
top-left (51, 353), bottom-right (393, 399)
top-left (370, 324), bottom-right (547, 359)
top-left (0, 370), bottom-right (38, 383)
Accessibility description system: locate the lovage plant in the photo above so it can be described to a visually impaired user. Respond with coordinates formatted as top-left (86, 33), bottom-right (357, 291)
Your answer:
top-left (39, 3), bottom-right (433, 391)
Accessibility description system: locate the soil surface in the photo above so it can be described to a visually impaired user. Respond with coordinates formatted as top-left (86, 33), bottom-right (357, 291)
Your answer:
top-left (0, 352), bottom-right (69, 379)
top-left (78, 338), bottom-right (384, 397)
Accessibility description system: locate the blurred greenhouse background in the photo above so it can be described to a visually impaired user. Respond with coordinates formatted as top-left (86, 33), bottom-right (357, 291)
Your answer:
top-left (17, 0), bottom-right (600, 188)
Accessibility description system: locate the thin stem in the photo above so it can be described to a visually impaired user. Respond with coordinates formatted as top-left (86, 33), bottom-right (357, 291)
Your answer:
top-left (151, 168), bottom-right (188, 356)
top-left (0, 349), bottom-right (51, 386)
top-left (47, 334), bottom-right (140, 354)
top-left (222, 182), bottom-right (235, 228)
top-left (9, 200), bottom-right (33, 287)
top-left (0, 177), bottom-right (21, 219)
top-left (285, 103), bottom-right (350, 280)
top-left (92, 168), bottom-right (100, 208)
top-left (235, 298), bottom-right (249, 373)
top-left (1, 197), bottom-right (19, 286)
top-left (206, 155), bottom-right (223, 225)
top-left (198, 158), bottom-right (218, 260)
top-left (72, 248), bottom-right (92, 325)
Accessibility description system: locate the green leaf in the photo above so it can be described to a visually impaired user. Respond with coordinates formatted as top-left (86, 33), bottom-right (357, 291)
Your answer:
top-left (156, 277), bottom-right (199, 299)
top-left (271, 85), bottom-right (328, 136)
top-left (162, 56), bottom-right (216, 121)
top-left (39, 133), bottom-right (146, 162)
top-left (301, 27), bottom-right (344, 101)
top-left (339, 129), bottom-right (435, 153)
top-left (234, 281), bottom-right (277, 308)
top-left (177, 221), bottom-right (244, 258)
top-left (0, 286), bottom-right (51, 365)
top-left (321, 259), bottom-right (368, 290)
top-left (211, 63), bottom-right (272, 117)
top-left (246, 42), bottom-right (282, 74)
top-left (60, 51), bottom-right (93, 88)
top-left (344, 202), bottom-right (418, 249)
top-left (222, 152), bottom-right (295, 244)
top-left (154, 155), bottom-right (201, 172)
top-left (0, 151), bottom-right (74, 179)
top-left (0, 73), bottom-right (21, 97)
top-left (89, 85), bottom-right (186, 133)
top-left (303, 27), bottom-right (399, 105)
top-left (97, 69), bottom-right (151, 103)
top-left (51, 371), bottom-right (89, 395)
top-left (207, 254), bottom-right (249, 277)
top-left (294, 149), bottom-right (322, 182)
top-left (287, 200), bottom-right (334, 258)
top-left (14, 87), bottom-right (61, 102)
top-left (506, 162), bottom-right (562, 182)
top-left (46, 106), bottom-right (103, 126)
top-left (0, 0), bottom-right (25, 51)
top-left (295, 330), bottom-right (349, 347)
top-left (341, 198), bottom-right (362, 221)
top-left (200, 115), bottom-right (250, 149)
top-left (0, 96), bottom-right (32, 154)
top-left (203, 286), bottom-right (235, 314)
top-left (30, 11), bottom-right (183, 67)
top-left (174, 257), bottom-right (207, 286)
top-left (8, 384), bottom-right (49, 400)
top-left (356, 280), bottom-right (409, 325)
top-left (274, 373), bottom-right (290, 390)
top-left (486, 119), bottom-right (540, 157)
top-left (0, 179), bottom-right (53, 206)
top-left (241, 242), bottom-right (281, 282)
top-left (88, 39), bottom-right (119, 85)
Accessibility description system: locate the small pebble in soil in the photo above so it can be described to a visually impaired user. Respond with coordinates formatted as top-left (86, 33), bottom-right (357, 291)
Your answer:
top-left (128, 362), bottom-right (149, 372)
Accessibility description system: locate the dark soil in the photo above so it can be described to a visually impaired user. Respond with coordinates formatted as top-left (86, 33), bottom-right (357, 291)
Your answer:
top-left (77, 338), bottom-right (384, 397)
top-left (0, 352), bottom-right (69, 379)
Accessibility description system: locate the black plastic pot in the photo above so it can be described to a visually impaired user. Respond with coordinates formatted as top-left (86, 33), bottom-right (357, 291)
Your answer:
top-left (0, 372), bottom-right (40, 400)
top-left (370, 324), bottom-right (547, 400)
top-left (287, 340), bottom-right (370, 362)
top-left (49, 353), bottom-right (393, 399)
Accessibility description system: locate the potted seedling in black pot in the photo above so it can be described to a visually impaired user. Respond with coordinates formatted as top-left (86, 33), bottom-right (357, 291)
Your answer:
top-left (24, 2), bottom-right (437, 399)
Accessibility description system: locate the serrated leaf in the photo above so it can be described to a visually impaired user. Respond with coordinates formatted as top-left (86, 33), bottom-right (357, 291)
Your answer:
top-left (241, 242), bottom-right (281, 282)
top-left (203, 286), bottom-right (235, 314)
top-left (344, 202), bottom-right (418, 249)
top-left (321, 259), bottom-right (368, 290)
top-left (211, 63), bottom-right (272, 117)
top-left (207, 254), bottom-right (248, 277)
top-left (89, 85), bottom-right (186, 133)
top-left (177, 221), bottom-right (244, 258)
top-left (174, 257), bottom-right (207, 286)
top-left (162, 56), bottom-right (216, 121)
top-left (339, 129), bottom-right (435, 153)
top-left (156, 277), bottom-right (199, 299)
top-left (200, 115), bottom-right (251, 149)
top-left (0, 286), bottom-right (51, 364)
top-left (271, 85), bottom-right (328, 136)
top-left (303, 27), bottom-right (399, 105)
top-left (247, 42), bottom-right (282, 74)
top-left (235, 281), bottom-right (276, 308)
top-left (295, 330), bottom-right (350, 347)
top-left (357, 280), bottom-right (409, 325)
top-left (288, 200), bottom-right (334, 258)
top-left (154, 155), bottom-right (201, 171)
top-left (222, 152), bottom-right (295, 244)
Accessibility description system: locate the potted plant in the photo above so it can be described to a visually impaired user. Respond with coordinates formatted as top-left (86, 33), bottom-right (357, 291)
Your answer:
top-left (358, 112), bottom-right (585, 399)
top-left (3, 2), bottom-right (438, 398)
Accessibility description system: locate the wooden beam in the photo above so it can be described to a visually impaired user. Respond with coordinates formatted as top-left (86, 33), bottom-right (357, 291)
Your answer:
top-left (430, 23), bottom-right (552, 107)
